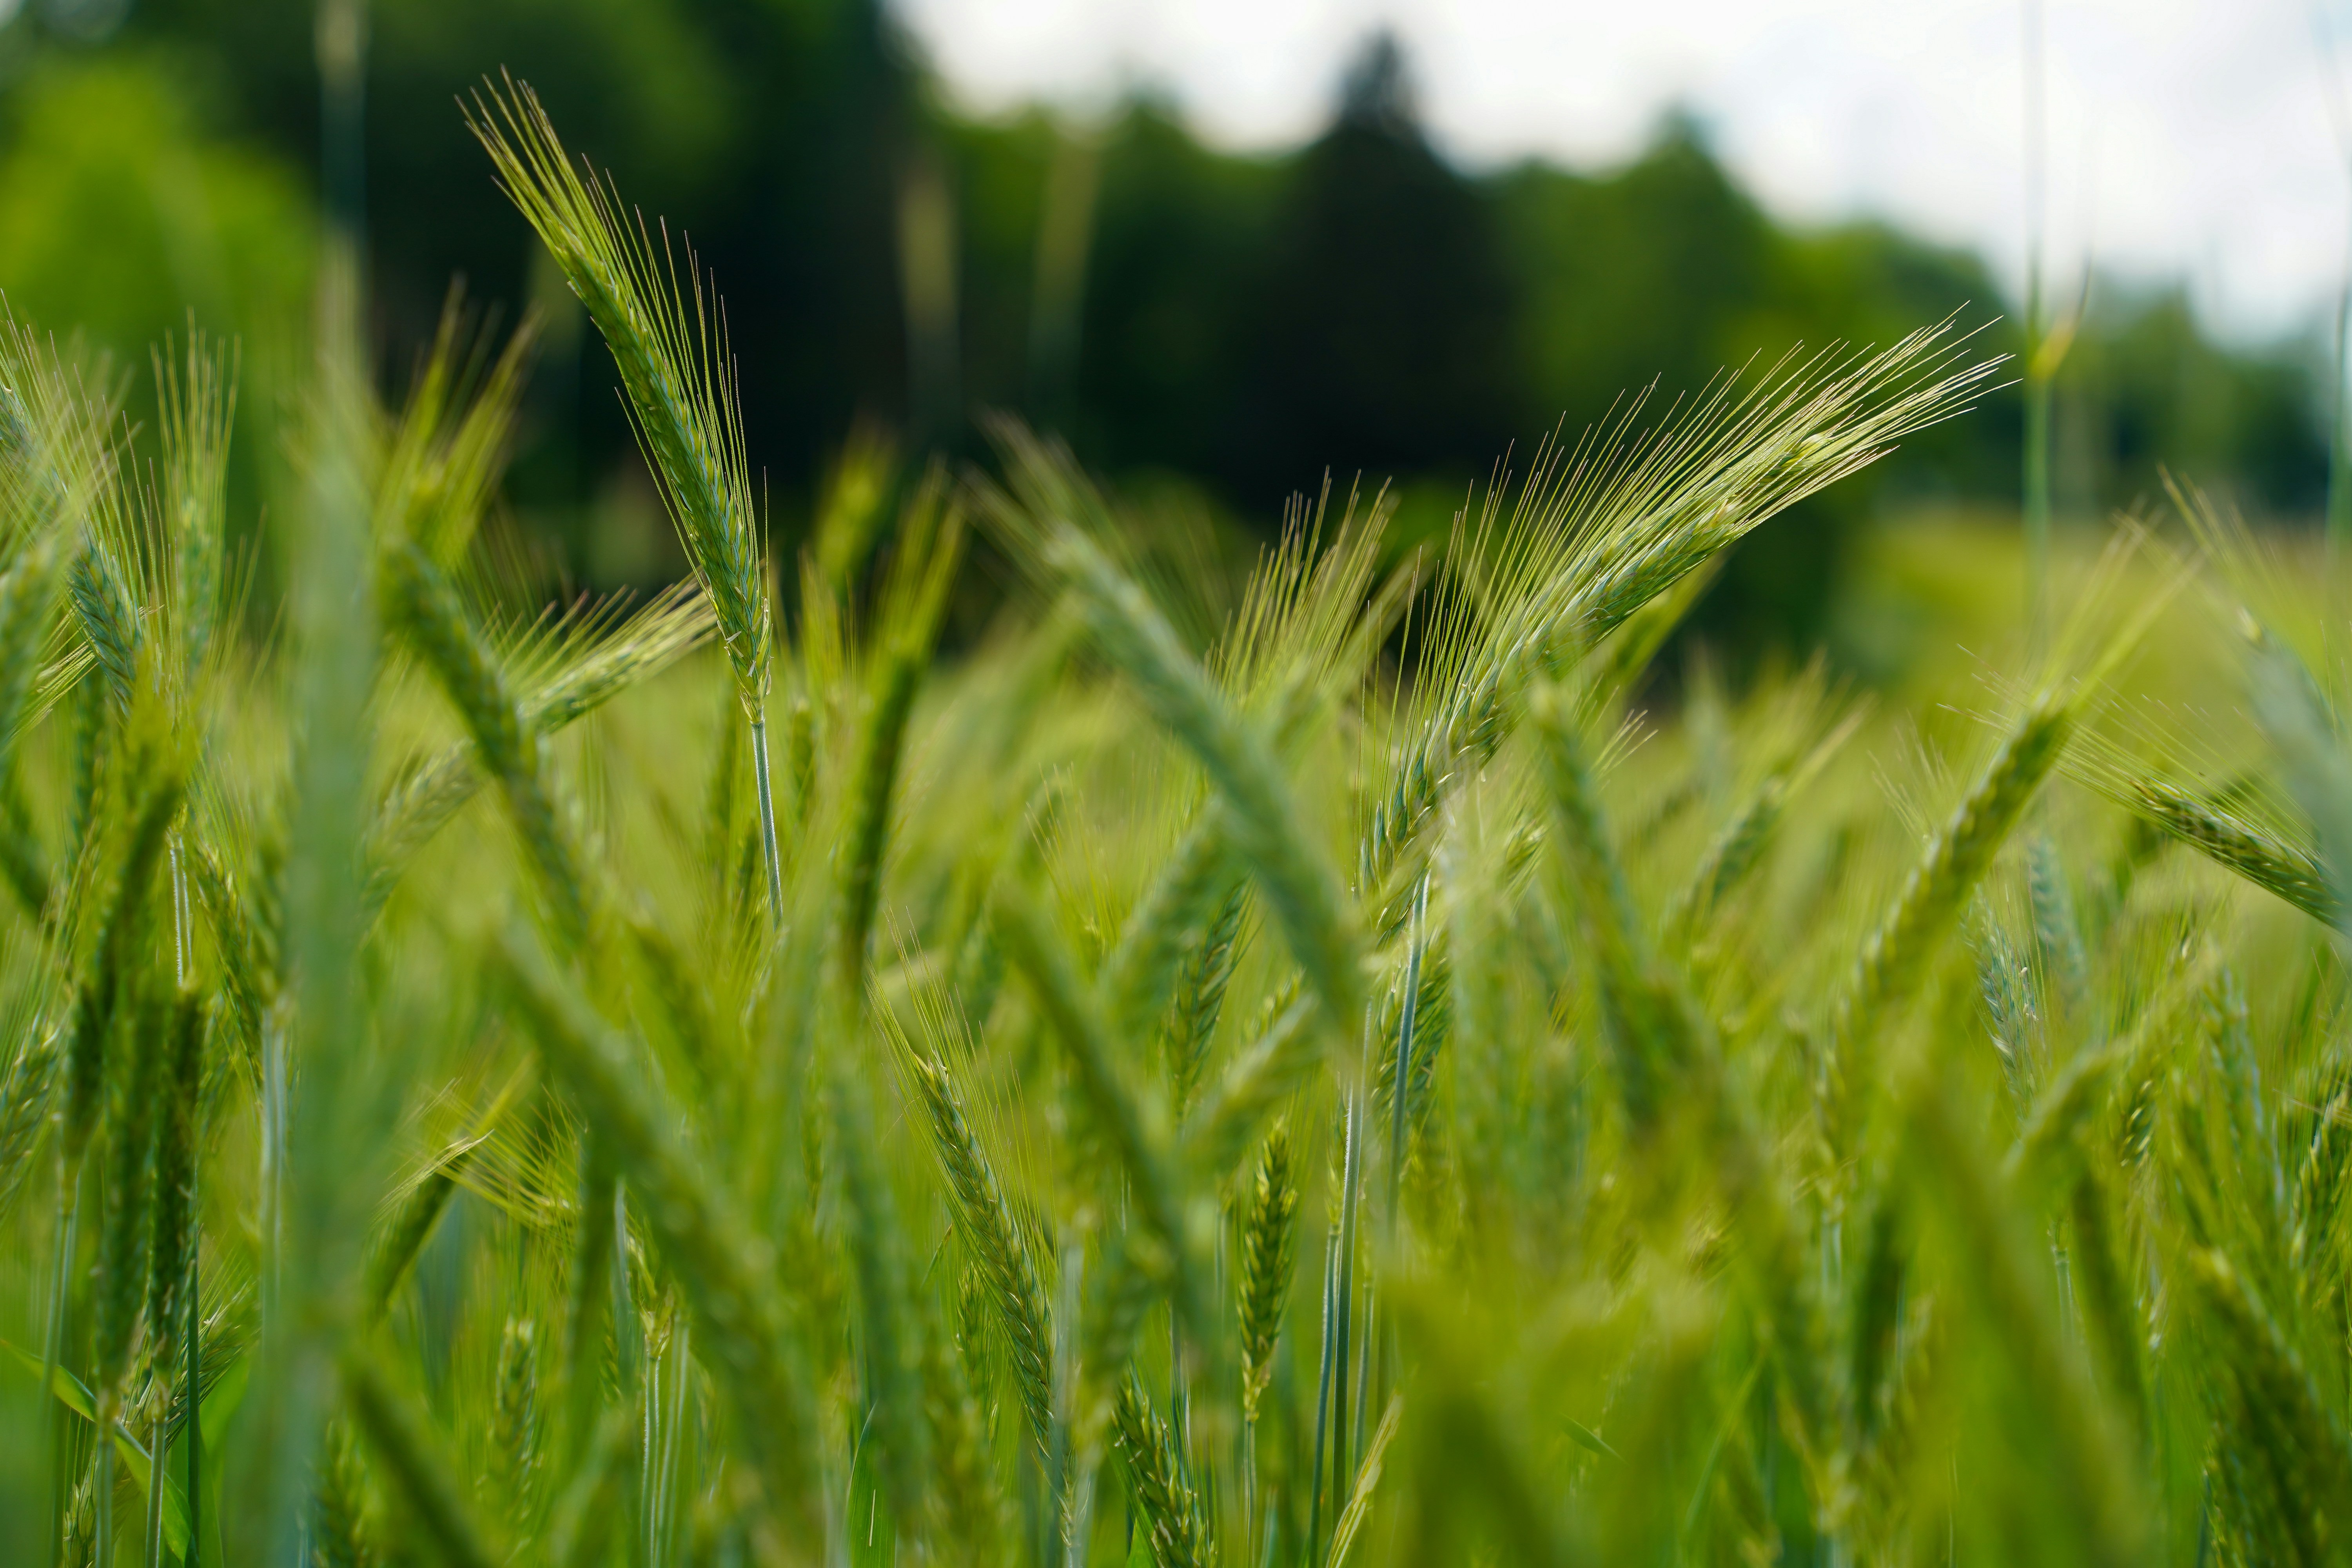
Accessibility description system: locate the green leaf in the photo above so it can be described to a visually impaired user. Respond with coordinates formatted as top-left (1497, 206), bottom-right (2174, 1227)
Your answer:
top-left (3, 1338), bottom-right (191, 1554)
top-left (1564, 1419), bottom-right (1621, 1461)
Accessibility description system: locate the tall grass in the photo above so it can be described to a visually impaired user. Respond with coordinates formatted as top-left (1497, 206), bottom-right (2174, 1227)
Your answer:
top-left (3, 87), bottom-right (2347, 1568)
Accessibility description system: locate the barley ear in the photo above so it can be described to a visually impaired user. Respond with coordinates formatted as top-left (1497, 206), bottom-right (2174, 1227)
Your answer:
top-left (835, 478), bottom-right (964, 1005)
top-left (364, 1141), bottom-right (476, 1319)
top-left (468, 80), bottom-right (783, 927)
top-left (1114, 1367), bottom-right (1213, 1568)
top-left (186, 840), bottom-right (273, 1074)
top-left (894, 1048), bottom-right (1054, 1467)
top-left (93, 980), bottom-right (170, 1412)
top-left (64, 724), bottom-right (187, 1168)
top-left (492, 1316), bottom-right (543, 1524)
top-left (1098, 804), bottom-right (1241, 1051)
top-left (466, 79), bottom-right (769, 711)
top-left (382, 541), bottom-right (594, 951)
top-left (0, 1022), bottom-right (58, 1222)
top-left (1239, 1120), bottom-right (1300, 1423)
top-left (143, 991), bottom-right (207, 1368)
top-left (1164, 880), bottom-right (1245, 1116)
top-left (2246, 628), bottom-right (2352, 939)
top-left (1664, 774), bottom-right (1786, 938)
top-left (901, 1048), bottom-right (1056, 1454)
top-left (1833, 687), bottom-right (2074, 1050)
top-left (2122, 777), bottom-right (2334, 924)
top-left (68, 541), bottom-right (140, 708)
top-left (156, 331), bottom-right (235, 684)
top-left (1049, 524), bottom-right (1363, 1029)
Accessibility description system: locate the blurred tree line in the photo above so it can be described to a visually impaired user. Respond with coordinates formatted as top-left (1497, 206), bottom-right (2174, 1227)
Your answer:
top-left (0, 0), bottom-right (2329, 652)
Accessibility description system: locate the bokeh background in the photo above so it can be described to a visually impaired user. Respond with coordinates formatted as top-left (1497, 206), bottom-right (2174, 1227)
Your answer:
top-left (0, 0), bottom-right (2338, 679)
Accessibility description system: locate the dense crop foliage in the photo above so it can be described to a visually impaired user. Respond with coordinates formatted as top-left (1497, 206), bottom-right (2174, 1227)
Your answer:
top-left (9, 86), bottom-right (2352, 1568)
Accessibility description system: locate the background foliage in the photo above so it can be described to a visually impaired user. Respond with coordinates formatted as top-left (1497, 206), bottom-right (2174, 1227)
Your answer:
top-left (0, 0), bottom-right (2331, 659)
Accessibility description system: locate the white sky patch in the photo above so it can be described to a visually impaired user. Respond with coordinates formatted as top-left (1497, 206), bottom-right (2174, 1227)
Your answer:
top-left (889, 0), bottom-right (2352, 345)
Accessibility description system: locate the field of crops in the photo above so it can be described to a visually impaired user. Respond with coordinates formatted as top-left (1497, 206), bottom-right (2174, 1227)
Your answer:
top-left (8, 85), bottom-right (2352, 1568)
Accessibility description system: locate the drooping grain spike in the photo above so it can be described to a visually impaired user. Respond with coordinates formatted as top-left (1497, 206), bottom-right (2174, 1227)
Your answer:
top-left (1100, 804), bottom-right (1240, 1051)
top-left (2124, 777), bottom-right (2335, 924)
top-left (1833, 688), bottom-right (2074, 1051)
top-left (382, 541), bottom-right (593, 951)
top-left (364, 1143), bottom-right (475, 1319)
top-left (1051, 524), bottom-right (1363, 1030)
top-left (902, 1050), bottom-right (1055, 1454)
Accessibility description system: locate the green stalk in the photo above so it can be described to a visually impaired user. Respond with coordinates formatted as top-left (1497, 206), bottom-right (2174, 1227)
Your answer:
top-left (1330, 1093), bottom-right (1363, 1517)
top-left (149, 844), bottom-right (189, 1568)
top-left (95, 1423), bottom-right (116, 1568)
top-left (1306, 1220), bottom-right (1338, 1562)
top-left (183, 1246), bottom-right (200, 1568)
top-left (41, 1165), bottom-right (77, 1568)
top-left (1386, 877), bottom-right (1430, 1230)
top-left (748, 711), bottom-right (784, 931)
top-left (144, 1348), bottom-right (169, 1568)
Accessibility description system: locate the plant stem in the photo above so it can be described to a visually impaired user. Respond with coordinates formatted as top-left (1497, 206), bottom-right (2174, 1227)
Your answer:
top-left (94, 1408), bottom-right (115, 1568)
top-left (1048, 1230), bottom-right (1084, 1568)
top-left (185, 1245), bottom-right (201, 1568)
top-left (1386, 876), bottom-right (1429, 1232)
top-left (1241, 1416), bottom-right (1258, 1568)
top-left (42, 1162), bottom-right (76, 1568)
top-left (748, 711), bottom-right (785, 931)
top-left (156, 835), bottom-right (192, 1568)
top-left (1330, 1091), bottom-right (1365, 1549)
top-left (146, 1390), bottom-right (168, 1568)
top-left (1306, 1221), bottom-right (1337, 1563)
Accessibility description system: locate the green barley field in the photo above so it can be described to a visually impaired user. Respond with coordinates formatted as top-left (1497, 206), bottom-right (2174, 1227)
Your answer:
top-left (8, 83), bottom-right (2352, 1567)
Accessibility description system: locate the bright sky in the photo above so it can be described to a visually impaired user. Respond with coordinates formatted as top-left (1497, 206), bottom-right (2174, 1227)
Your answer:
top-left (891, 0), bottom-right (2352, 345)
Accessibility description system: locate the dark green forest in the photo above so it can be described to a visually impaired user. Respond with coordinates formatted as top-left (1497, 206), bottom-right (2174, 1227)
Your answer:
top-left (0, 0), bottom-right (2330, 647)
